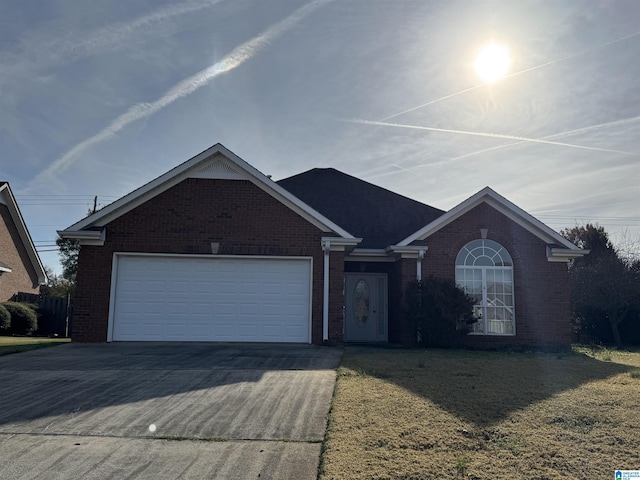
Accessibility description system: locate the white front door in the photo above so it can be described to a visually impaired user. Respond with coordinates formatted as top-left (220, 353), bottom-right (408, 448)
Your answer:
top-left (344, 273), bottom-right (387, 343)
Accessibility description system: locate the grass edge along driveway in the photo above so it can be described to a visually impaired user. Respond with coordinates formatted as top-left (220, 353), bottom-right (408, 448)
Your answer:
top-left (0, 336), bottom-right (70, 356)
top-left (319, 346), bottom-right (640, 480)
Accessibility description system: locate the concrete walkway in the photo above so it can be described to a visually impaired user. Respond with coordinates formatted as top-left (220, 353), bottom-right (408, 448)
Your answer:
top-left (0, 343), bottom-right (343, 479)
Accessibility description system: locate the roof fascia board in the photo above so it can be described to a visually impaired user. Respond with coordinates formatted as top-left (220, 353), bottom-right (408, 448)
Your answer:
top-left (62, 144), bottom-right (355, 239)
top-left (345, 248), bottom-right (399, 262)
top-left (348, 248), bottom-right (388, 256)
top-left (63, 146), bottom-right (223, 231)
top-left (547, 246), bottom-right (590, 262)
top-left (251, 179), bottom-right (354, 239)
top-left (0, 183), bottom-right (47, 284)
top-left (398, 187), bottom-right (581, 251)
top-left (386, 245), bottom-right (427, 259)
top-left (321, 236), bottom-right (362, 252)
top-left (58, 229), bottom-right (105, 246)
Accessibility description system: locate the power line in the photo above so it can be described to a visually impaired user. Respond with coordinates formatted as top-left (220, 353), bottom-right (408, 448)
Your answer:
top-left (15, 194), bottom-right (119, 198)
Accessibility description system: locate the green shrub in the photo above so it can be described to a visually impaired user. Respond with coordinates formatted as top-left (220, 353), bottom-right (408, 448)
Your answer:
top-left (0, 304), bottom-right (10, 332)
top-left (1, 302), bottom-right (38, 335)
top-left (406, 277), bottom-right (478, 348)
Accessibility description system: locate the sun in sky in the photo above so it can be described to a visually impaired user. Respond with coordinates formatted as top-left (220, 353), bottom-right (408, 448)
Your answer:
top-left (474, 42), bottom-right (511, 83)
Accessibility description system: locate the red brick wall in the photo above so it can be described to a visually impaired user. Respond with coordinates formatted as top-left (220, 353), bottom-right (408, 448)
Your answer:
top-left (409, 202), bottom-right (571, 348)
top-left (73, 178), bottom-right (343, 344)
top-left (328, 250), bottom-right (345, 345)
top-left (0, 204), bottom-right (40, 301)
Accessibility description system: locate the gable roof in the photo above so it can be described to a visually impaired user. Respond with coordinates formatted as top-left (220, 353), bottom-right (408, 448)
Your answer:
top-left (59, 144), bottom-right (358, 243)
top-left (0, 182), bottom-right (47, 284)
top-left (277, 168), bottom-right (445, 248)
top-left (397, 186), bottom-right (586, 259)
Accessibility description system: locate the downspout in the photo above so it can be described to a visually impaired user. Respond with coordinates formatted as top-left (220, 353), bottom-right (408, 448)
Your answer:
top-left (416, 248), bottom-right (426, 281)
top-left (322, 240), bottom-right (330, 342)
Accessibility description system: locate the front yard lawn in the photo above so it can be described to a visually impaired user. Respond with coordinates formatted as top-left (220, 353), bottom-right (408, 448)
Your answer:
top-left (0, 336), bottom-right (70, 356)
top-left (319, 346), bottom-right (640, 479)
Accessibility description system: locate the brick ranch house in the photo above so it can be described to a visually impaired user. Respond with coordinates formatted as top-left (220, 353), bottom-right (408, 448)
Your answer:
top-left (59, 144), bottom-right (587, 347)
top-left (0, 182), bottom-right (47, 301)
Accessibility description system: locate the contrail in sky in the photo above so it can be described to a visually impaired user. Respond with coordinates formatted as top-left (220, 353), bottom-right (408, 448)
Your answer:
top-left (380, 30), bottom-right (640, 122)
top-left (350, 119), bottom-right (640, 156)
top-left (448, 115), bottom-right (640, 163)
top-left (2, 0), bottom-right (226, 80)
top-left (34, 0), bottom-right (331, 186)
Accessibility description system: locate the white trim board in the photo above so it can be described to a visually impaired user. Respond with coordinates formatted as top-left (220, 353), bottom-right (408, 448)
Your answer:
top-left (0, 183), bottom-right (47, 284)
top-left (60, 144), bottom-right (356, 240)
top-left (398, 186), bottom-right (584, 253)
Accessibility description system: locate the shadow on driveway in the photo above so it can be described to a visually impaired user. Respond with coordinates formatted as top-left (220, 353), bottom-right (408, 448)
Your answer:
top-left (0, 342), bottom-right (342, 441)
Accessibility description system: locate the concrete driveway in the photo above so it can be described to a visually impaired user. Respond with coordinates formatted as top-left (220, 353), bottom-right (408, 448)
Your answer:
top-left (0, 343), bottom-right (343, 479)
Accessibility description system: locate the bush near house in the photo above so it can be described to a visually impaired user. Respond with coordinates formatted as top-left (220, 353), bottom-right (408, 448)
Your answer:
top-left (0, 304), bottom-right (10, 332)
top-left (1, 302), bottom-right (38, 335)
top-left (406, 277), bottom-right (477, 348)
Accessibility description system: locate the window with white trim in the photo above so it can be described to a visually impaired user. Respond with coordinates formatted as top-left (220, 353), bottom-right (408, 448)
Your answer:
top-left (455, 239), bottom-right (515, 335)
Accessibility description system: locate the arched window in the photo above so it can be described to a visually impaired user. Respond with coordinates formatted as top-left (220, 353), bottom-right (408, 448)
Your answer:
top-left (455, 239), bottom-right (515, 335)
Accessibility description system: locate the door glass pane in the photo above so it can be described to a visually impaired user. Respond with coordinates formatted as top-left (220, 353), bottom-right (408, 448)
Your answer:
top-left (353, 279), bottom-right (370, 328)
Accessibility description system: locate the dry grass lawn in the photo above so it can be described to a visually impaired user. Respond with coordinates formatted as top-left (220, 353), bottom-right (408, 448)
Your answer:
top-left (319, 346), bottom-right (640, 480)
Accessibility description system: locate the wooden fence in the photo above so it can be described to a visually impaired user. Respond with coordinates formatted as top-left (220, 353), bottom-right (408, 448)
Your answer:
top-left (10, 292), bottom-right (72, 337)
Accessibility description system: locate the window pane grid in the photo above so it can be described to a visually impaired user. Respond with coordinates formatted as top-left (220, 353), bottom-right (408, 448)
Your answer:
top-left (455, 240), bottom-right (515, 336)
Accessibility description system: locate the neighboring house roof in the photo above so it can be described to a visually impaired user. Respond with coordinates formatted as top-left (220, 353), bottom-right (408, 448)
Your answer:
top-left (278, 168), bottom-right (445, 248)
top-left (0, 182), bottom-right (47, 284)
top-left (397, 186), bottom-right (586, 261)
top-left (59, 144), bottom-right (359, 244)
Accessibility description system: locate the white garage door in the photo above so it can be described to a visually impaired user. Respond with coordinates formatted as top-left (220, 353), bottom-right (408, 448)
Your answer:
top-left (110, 255), bottom-right (311, 343)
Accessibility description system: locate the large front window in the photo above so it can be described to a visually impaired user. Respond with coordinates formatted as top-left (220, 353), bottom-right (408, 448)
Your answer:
top-left (455, 239), bottom-right (515, 335)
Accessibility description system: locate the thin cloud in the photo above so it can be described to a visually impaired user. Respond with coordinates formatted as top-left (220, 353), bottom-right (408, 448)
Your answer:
top-left (380, 30), bottom-right (640, 122)
top-left (2, 0), bottom-right (225, 80)
top-left (33, 0), bottom-right (332, 187)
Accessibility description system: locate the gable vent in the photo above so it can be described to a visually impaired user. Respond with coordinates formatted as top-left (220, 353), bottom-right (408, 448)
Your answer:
top-left (190, 157), bottom-right (246, 180)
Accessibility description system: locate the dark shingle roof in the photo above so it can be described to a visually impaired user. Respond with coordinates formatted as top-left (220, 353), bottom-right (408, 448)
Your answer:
top-left (277, 168), bottom-right (445, 248)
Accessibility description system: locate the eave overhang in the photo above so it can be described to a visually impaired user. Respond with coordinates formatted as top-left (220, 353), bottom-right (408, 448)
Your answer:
top-left (385, 245), bottom-right (427, 259)
top-left (398, 187), bottom-right (586, 258)
top-left (321, 236), bottom-right (362, 252)
top-left (59, 144), bottom-right (358, 244)
top-left (547, 247), bottom-right (590, 263)
top-left (0, 183), bottom-right (48, 284)
top-left (345, 248), bottom-right (395, 262)
top-left (58, 229), bottom-right (106, 246)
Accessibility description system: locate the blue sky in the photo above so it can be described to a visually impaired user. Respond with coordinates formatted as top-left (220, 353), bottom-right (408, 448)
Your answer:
top-left (1, 0), bottom-right (639, 274)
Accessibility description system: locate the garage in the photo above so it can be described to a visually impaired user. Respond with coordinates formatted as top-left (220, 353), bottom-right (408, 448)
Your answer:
top-left (109, 254), bottom-right (312, 343)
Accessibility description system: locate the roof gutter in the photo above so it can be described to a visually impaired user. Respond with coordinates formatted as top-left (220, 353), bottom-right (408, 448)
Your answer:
top-left (547, 247), bottom-right (590, 262)
top-left (386, 245), bottom-right (427, 259)
top-left (57, 229), bottom-right (106, 246)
